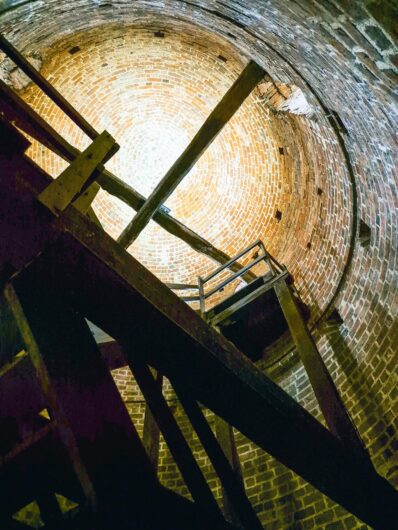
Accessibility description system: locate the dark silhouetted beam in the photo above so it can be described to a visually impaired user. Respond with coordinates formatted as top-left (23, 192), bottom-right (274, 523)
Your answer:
top-left (117, 61), bottom-right (265, 248)
top-left (142, 370), bottom-right (163, 471)
top-left (274, 279), bottom-right (371, 463)
top-left (172, 381), bottom-right (263, 530)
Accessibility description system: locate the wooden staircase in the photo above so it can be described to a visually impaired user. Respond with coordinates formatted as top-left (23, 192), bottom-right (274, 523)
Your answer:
top-left (0, 34), bottom-right (397, 530)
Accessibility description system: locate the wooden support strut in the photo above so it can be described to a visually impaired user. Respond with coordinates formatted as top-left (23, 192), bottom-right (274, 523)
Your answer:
top-left (214, 417), bottom-right (245, 526)
top-left (38, 131), bottom-right (118, 215)
top-left (274, 279), bottom-right (371, 463)
top-left (126, 358), bottom-right (227, 528)
top-left (172, 380), bottom-right (263, 530)
top-left (117, 60), bottom-right (266, 248)
top-left (0, 78), bottom-right (256, 283)
top-left (0, 34), bottom-right (98, 140)
top-left (142, 369), bottom-right (163, 471)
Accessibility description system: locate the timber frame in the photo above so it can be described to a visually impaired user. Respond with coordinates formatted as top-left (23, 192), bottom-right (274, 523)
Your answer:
top-left (0, 34), bottom-right (397, 530)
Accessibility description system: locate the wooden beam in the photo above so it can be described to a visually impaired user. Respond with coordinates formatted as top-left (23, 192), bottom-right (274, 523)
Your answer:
top-left (0, 80), bottom-right (256, 282)
top-left (129, 358), bottom-right (226, 527)
top-left (214, 417), bottom-right (245, 526)
top-left (142, 370), bottom-right (163, 471)
top-left (274, 279), bottom-right (371, 463)
top-left (0, 34), bottom-right (98, 140)
top-left (38, 131), bottom-right (117, 215)
top-left (172, 381), bottom-right (263, 530)
top-left (117, 61), bottom-right (265, 248)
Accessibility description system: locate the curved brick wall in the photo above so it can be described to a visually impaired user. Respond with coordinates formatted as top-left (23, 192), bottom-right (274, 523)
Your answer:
top-left (0, 1), bottom-right (397, 529)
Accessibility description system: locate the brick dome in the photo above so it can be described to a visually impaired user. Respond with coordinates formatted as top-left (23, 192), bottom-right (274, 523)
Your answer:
top-left (0, 1), bottom-right (397, 529)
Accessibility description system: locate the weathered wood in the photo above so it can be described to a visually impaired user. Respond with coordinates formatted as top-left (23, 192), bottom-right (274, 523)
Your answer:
top-left (214, 417), bottom-right (245, 526)
top-left (0, 87), bottom-right (255, 281)
top-left (274, 279), bottom-right (371, 463)
top-left (72, 182), bottom-right (101, 214)
top-left (1, 132), bottom-right (397, 528)
top-left (117, 61), bottom-right (266, 248)
top-left (0, 34), bottom-right (98, 140)
top-left (38, 131), bottom-right (117, 215)
top-left (172, 381), bottom-right (262, 530)
top-left (128, 358), bottom-right (226, 526)
top-left (142, 370), bottom-right (163, 471)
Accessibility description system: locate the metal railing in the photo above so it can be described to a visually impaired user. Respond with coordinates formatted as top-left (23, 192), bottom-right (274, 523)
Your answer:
top-left (167, 240), bottom-right (286, 315)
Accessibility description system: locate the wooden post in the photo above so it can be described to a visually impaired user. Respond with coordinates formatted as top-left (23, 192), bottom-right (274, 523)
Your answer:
top-left (117, 61), bottom-right (266, 248)
top-left (142, 370), bottom-right (163, 471)
top-left (214, 418), bottom-right (245, 526)
top-left (37, 131), bottom-right (117, 215)
top-left (172, 381), bottom-right (263, 530)
top-left (127, 358), bottom-right (226, 527)
top-left (274, 278), bottom-right (370, 463)
top-left (0, 34), bottom-right (98, 140)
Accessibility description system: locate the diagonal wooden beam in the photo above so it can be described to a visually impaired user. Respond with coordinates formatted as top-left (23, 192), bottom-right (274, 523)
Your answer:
top-left (37, 131), bottom-right (117, 215)
top-left (117, 61), bottom-right (266, 248)
top-left (0, 80), bottom-right (256, 282)
top-left (0, 33), bottom-right (98, 140)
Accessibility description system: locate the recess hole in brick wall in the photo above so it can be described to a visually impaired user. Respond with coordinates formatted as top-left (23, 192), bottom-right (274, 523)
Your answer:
top-left (275, 209), bottom-right (282, 221)
top-left (359, 219), bottom-right (371, 247)
top-left (327, 308), bottom-right (344, 324)
top-left (68, 45), bottom-right (80, 54)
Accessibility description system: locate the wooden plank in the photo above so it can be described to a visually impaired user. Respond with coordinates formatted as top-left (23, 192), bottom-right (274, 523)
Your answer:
top-left (214, 417), bottom-right (245, 526)
top-left (274, 279), bottom-right (371, 463)
top-left (72, 182), bottom-right (101, 214)
top-left (172, 381), bottom-right (263, 530)
top-left (128, 358), bottom-right (226, 527)
top-left (142, 370), bottom-right (163, 471)
top-left (0, 34), bottom-right (98, 140)
top-left (0, 91), bottom-right (255, 282)
top-left (117, 61), bottom-right (265, 248)
top-left (1, 135), bottom-right (397, 529)
top-left (37, 131), bottom-right (117, 215)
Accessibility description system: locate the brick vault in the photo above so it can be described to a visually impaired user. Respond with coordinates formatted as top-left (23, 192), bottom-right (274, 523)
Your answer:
top-left (0, 1), bottom-right (397, 529)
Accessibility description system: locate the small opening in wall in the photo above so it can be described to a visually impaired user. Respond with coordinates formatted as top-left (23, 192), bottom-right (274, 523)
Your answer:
top-left (317, 187), bottom-right (323, 196)
top-left (227, 33), bottom-right (237, 40)
top-left (218, 54), bottom-right (228, 62)
top-left (326, 108), bottom-right (349, 136)
top-left (306, 242), bottom-right (312, 250)
top-left (359, 219), bottom-right (371, 247)
top-left (279, 147), bottom-right (284, 155)
top-left (327, 308), bottom-right (344, 324)
top-left (275, 210), bottom-right (282, 222)
top-left (68, 46), bottom-right (81, 55)
top-left (154, 31), bottom-right (165, 38)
